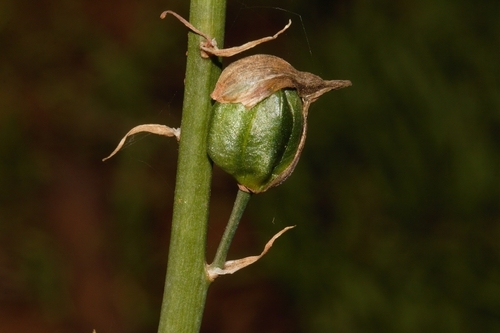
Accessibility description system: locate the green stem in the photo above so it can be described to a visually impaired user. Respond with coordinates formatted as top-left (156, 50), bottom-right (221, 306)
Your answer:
top-left (157, 1), bottom-right (226, 333)
top-left (210, 189), bottom-right (252, 269)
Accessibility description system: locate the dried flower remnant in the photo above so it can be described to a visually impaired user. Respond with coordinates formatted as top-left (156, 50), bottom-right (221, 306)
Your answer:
top-left (211, 54), bottom-right (352, 109)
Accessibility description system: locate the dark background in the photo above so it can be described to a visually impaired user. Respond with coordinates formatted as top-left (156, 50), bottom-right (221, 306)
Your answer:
top-left (1, 0), bottom-right (499, 332)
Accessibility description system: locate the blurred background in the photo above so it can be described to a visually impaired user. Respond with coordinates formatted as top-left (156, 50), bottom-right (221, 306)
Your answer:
top-left (1, 0), bottom-right (499, 332)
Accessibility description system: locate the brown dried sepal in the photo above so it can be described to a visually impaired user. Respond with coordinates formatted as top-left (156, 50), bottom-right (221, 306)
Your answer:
top-left (211, 54), bottom-right (352, 109)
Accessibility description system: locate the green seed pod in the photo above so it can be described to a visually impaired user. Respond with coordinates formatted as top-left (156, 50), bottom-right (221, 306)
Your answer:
top-left (207, 54), bottom-right (351, 193)
top-left (208, 89), bottom-right (305, 193)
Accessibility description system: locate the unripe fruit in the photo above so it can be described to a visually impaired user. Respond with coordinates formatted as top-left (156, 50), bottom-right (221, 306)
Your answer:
top-left (207, 54), bottom-right (351, 193)
top-left (208, 89), bottom-right (304, 193)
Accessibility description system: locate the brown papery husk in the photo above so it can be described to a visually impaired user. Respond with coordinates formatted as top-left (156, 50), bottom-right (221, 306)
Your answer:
top-left (211, 54), bottom-right (352, 108)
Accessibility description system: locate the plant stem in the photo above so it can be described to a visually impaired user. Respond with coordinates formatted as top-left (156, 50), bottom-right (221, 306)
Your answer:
top-left (210, 189), bottom-right (252, 269)
top-left (157, 1), bottom-right (226, 333)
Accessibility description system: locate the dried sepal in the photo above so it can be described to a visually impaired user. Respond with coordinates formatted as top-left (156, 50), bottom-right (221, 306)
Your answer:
top-left (211, 54), bottom-right (352, 109)
top-left (206, 226), bottom-right (295, 281)
top-left (102, 124), bottom-right (180, 161)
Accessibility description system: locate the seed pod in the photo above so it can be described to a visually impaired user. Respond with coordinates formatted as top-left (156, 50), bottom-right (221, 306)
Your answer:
top-left (208, 54), bottom-right (351, 193)
top-left (207, 89), bottom-right (304, 193)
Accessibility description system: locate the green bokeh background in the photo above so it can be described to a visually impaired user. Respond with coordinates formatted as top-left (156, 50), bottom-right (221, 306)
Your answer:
top-left (1, 0), bottom-right (499, 332)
